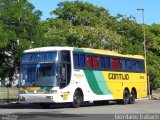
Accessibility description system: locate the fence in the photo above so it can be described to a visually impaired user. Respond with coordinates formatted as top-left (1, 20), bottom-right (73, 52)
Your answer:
top-left (0, 87), bottom-right (18, 104)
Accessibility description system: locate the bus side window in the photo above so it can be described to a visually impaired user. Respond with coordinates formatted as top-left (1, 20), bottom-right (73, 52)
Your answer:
top-left (93, 56), bottom-right (99, 68)
top-left (100, 57), bottom-right (105, 69)
top-left (73, 54), bottom-right (79, 67)
top-left (140, 61), bottom-right (145, 72)
top-left (126, 59), bottom-right (132, 71)
top-left (87, 55), bottom-right (93, 68)
top-left (121, 59), bottom-right (127, 71)
top-left (79, 54), bottom-right (86, 67)
top-left (61, 51), bottom-right (70, 62)
top-left (132, 60), bottom-right (140, 72)
top-left (105, 57), bottom-right (110, 69)
top-left (111, 58), bottom-right (121, 70)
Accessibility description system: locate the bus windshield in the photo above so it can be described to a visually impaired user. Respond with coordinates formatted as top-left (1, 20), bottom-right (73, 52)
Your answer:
top-left (22, 52), bottom-right (57, 63)
top-left (20, 63), bottom-right (58, 87)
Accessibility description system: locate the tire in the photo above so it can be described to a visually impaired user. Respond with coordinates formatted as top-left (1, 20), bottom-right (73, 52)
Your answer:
top-left (71, 90), bottom-right (82, 108)
top-left (40, 103), bottom-right (50, 109)
top-left (122, 90), bottom-right (130, 104)
top-left (129, 90), bottom-right (136, 104)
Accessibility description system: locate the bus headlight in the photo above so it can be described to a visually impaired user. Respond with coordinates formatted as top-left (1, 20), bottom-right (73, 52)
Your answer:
top-left (19, 90), bottom-right (26, 94)
top-left (44, 90), bottom-right (57, 94)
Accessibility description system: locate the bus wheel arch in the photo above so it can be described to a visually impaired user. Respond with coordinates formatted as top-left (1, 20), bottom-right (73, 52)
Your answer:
top-left (71, 88), bottom-right (83, 108)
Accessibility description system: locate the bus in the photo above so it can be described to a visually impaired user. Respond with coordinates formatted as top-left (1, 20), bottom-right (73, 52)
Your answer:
top-left (18, 46), bottom-right (147, 108)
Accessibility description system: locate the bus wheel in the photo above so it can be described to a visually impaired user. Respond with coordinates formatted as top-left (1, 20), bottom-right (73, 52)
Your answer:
top-left (40, 103), bottom-right (50, 109)
top-left (71, 90), bottom-right (82, 108)
top-left (129, 90), bottom-right (136, 104)
top-left (122, 90), bottom-right (130, 104)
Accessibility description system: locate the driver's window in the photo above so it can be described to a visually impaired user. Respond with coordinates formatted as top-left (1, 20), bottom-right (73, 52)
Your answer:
top-left (61, 51), bottom-right (70, 62)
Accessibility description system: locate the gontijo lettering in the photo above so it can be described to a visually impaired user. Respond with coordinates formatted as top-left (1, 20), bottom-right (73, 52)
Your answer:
top-left (108, 73), bottom-right (129, 80)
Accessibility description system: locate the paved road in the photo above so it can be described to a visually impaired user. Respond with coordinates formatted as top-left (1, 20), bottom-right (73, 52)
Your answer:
top-left (0, 100), bottom-right (160, 120)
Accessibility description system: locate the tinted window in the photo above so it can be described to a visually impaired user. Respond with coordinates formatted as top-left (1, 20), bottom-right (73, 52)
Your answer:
top-left (22, 52), bottom-right (57, 62)
top-left (126, 60), bottom-right (132, 70)
top-left (100, 57), bottom-right (105, 68)
top-left (105, 57), bottom-right (110, 69)
top-left (73, 54), bottom-right (79, 67)
top-left (80, 54), bottom-right (86, 67)
top-left (93, 56), bottom-right (99, 68)
top-left (61, 51), bottom-right (70, 62)
top-left (132, 60), bottom-right (139, 71)
top-left (111, 58), bottom-right (121, 70)
top-left (87, 55), bottom-right (93, 68)
top-left (132, 60), bottom-right (145, 72)
top-left (140, 61), bottom-right (145, 71)
top-left (121, 59), bottom-right (127, 70)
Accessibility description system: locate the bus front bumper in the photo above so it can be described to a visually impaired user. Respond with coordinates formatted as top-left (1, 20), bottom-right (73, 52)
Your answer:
top-left (19, 94), bottom-right (63, 103)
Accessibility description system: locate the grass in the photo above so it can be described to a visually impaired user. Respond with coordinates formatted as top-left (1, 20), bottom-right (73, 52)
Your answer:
top-left (0, 87), bottom-right (18, 104)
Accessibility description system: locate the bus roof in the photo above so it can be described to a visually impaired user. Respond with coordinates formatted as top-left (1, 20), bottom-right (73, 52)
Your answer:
top-left (23, 46), bottom-right (74, 53)
top-left (23, 46), bottom-right (144, 59)
top-left (78, 48), bottom-right (144, 59)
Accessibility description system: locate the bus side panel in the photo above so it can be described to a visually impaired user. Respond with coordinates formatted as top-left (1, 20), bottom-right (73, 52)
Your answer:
top-left (102, 71), bottom-right (147, 100)
top-left (70, 69), bottom-right (147, 102)
top-left (71, 69), bottom-right (115, 102)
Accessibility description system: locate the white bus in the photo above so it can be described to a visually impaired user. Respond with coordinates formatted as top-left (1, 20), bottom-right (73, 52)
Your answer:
top-left (18, 46), bottom-right (147, 108)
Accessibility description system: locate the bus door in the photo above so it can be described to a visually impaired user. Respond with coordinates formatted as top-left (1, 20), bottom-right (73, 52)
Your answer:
top-left (58, 51), bottom-right (71, 88)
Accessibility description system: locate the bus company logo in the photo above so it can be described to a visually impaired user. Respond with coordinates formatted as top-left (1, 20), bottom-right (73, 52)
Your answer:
top-left (108, 73), bottom-right (129, 80)
top-left (74, 73), bottom-right (84, 79)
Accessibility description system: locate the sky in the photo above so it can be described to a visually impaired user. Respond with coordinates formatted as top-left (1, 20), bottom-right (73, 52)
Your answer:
top-left (28, 0), bottom-right (160, 25)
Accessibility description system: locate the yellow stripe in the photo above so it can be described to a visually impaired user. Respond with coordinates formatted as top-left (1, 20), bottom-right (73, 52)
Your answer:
top-left (18, 87), bottom-right (41, 90)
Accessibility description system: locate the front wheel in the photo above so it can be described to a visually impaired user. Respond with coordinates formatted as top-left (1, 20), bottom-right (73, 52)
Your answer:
top-left (71, 90), bottom-right (82, 108)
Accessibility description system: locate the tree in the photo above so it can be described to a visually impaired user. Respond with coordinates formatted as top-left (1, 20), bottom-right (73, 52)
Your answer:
top-left (0, 0), bottom-right (42, 86)
top-left (42, 1), bottom-right (122, 51)
top-left (146, 24), bottom-right (160, 89)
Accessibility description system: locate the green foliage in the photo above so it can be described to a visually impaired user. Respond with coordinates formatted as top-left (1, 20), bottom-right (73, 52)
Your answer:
top-left (48, 1), bottom-right (122, 51)
top-left (51, 1), bottom-right (110, 26)
top-left (0, 21), bottom-right (16, 48)
top-left (0, 0), bottom-right (42, 81)
top-left (41, 18), bottom-right (122, 51)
